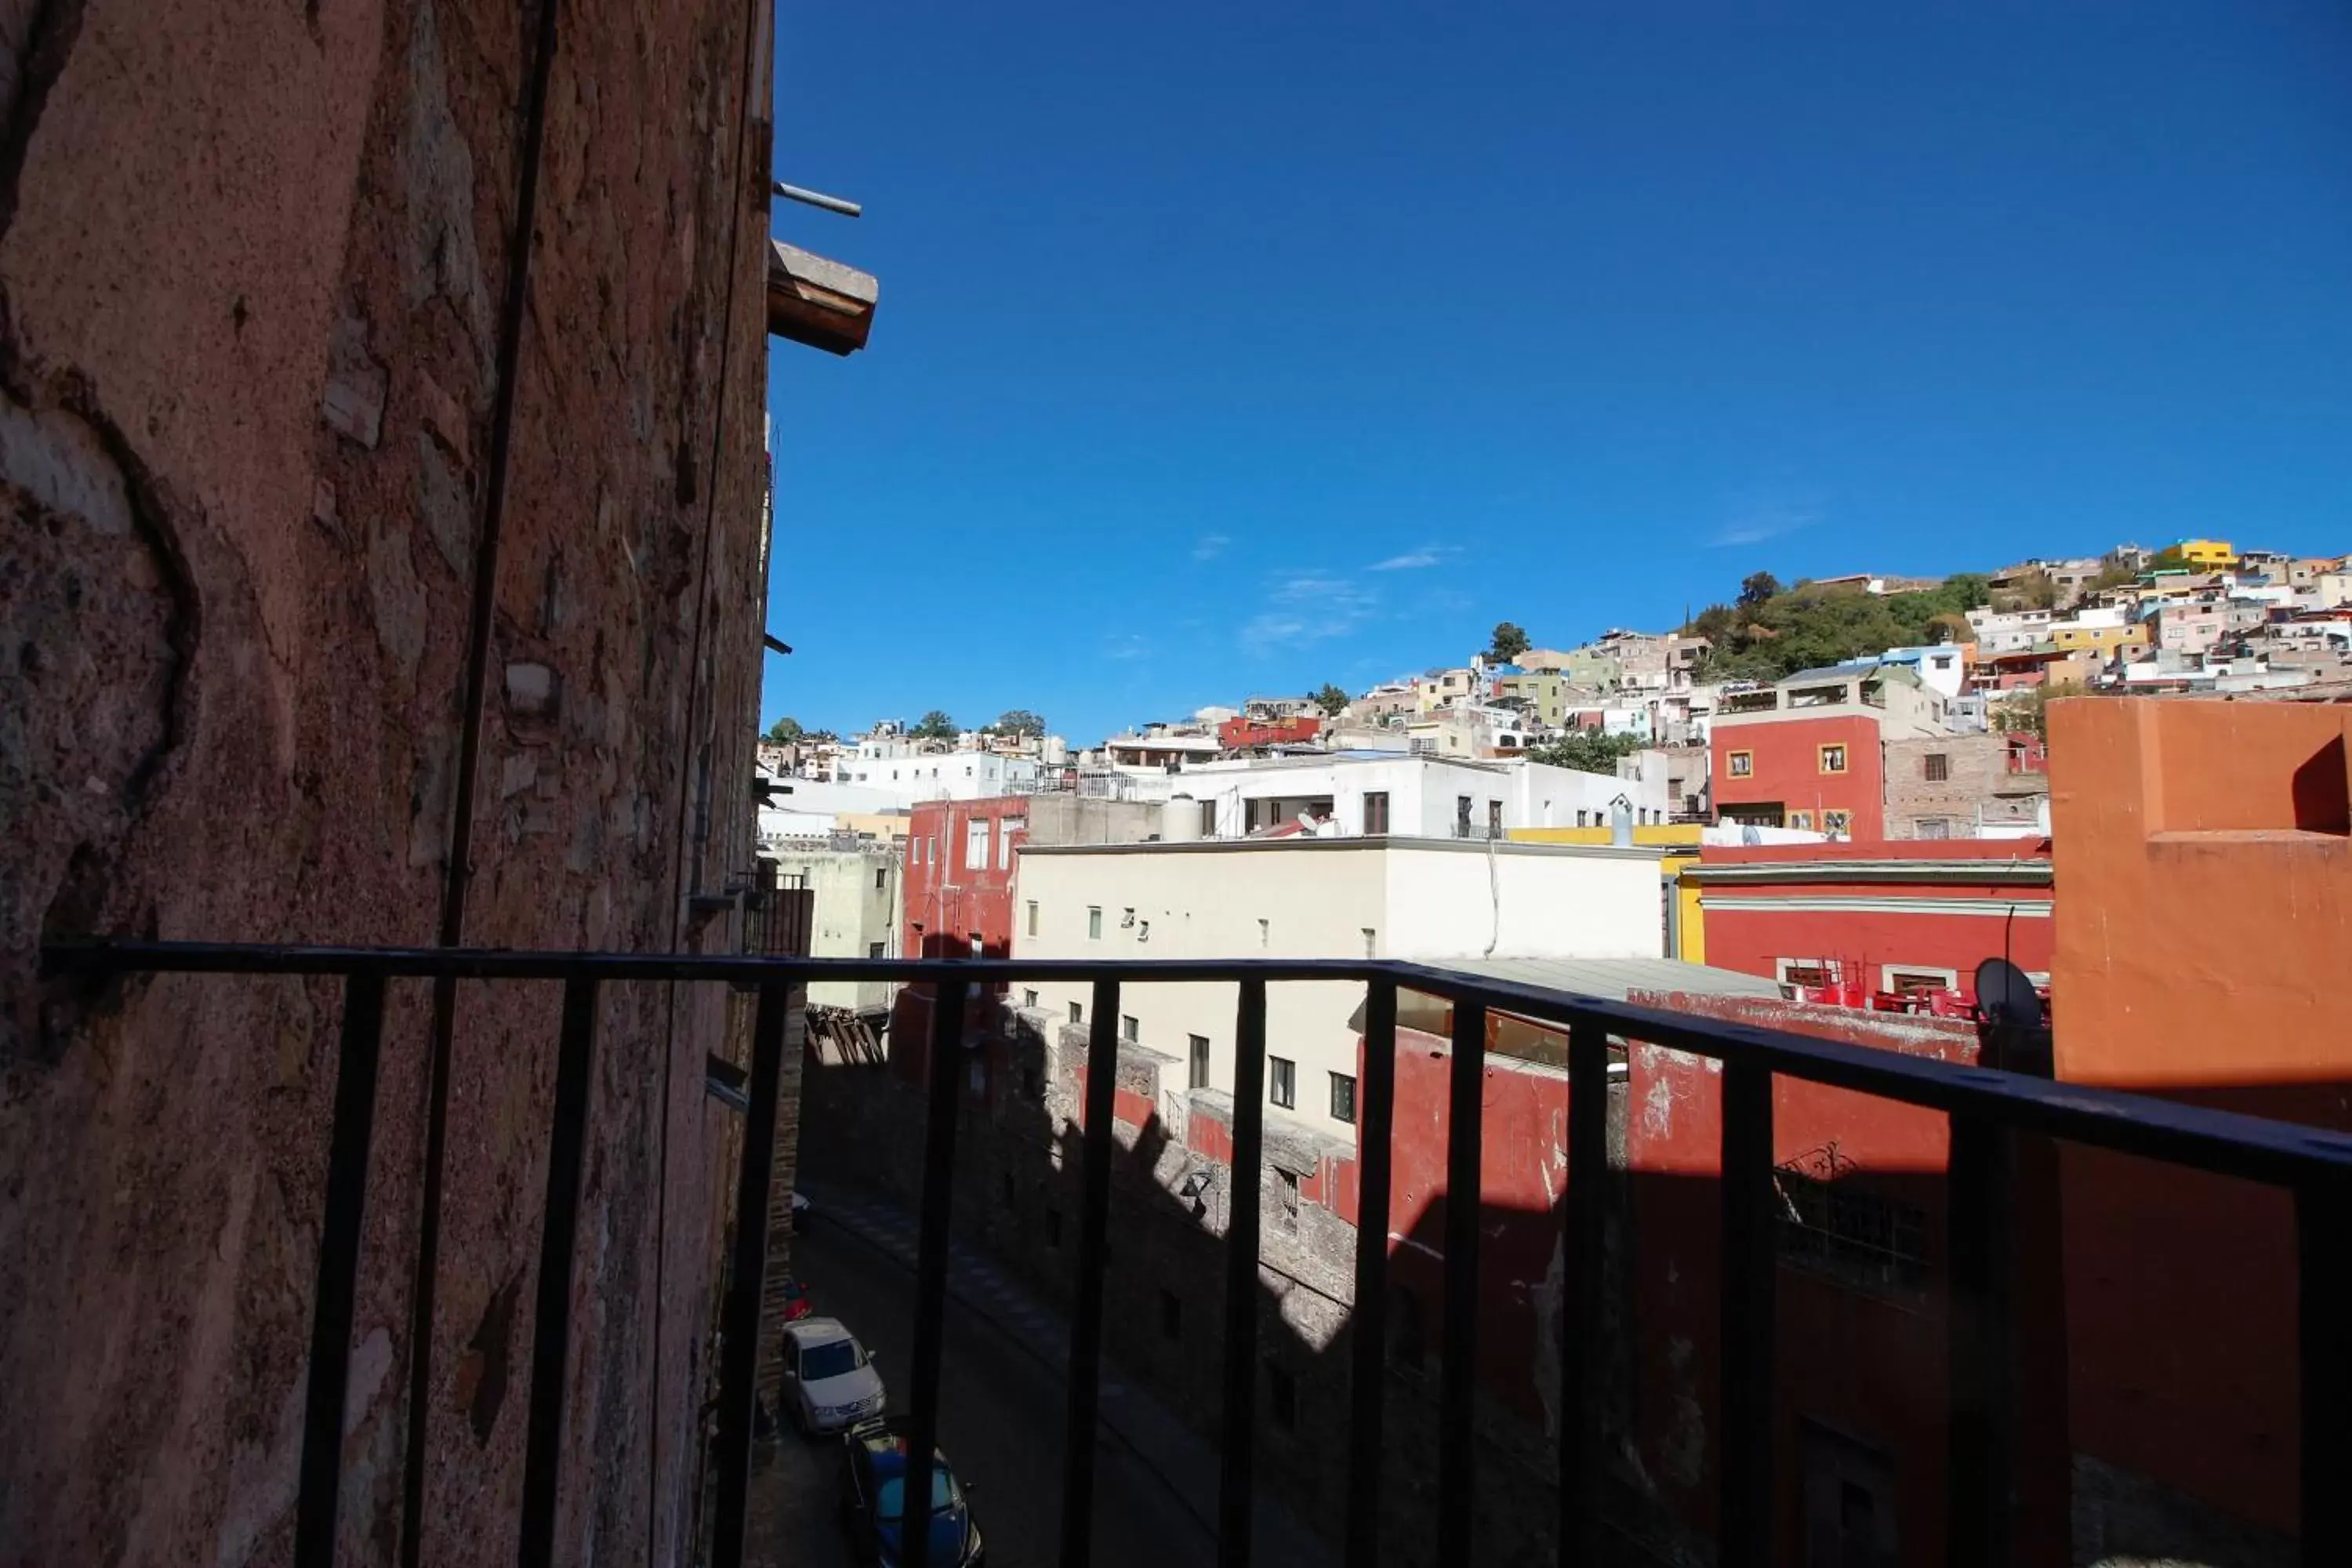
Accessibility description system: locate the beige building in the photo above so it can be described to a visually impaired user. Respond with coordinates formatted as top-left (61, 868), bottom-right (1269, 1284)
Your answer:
top-left (765, 838), bottom-right (905, 1014)
top-left (1881, 735), bottom-right (2051, 840)
top-left (1013, 837), bottom-right (1663, 1139)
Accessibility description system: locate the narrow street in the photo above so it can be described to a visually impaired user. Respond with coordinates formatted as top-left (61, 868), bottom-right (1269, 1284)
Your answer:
top-left (742, 1216), bottom-right (1219, 1568)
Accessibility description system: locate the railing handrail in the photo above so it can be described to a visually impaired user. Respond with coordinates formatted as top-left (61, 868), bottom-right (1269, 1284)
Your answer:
top-left (34, 938), bottom-right (2352, 1568)
top-left (40, 939), bottom-right (2352, 1189)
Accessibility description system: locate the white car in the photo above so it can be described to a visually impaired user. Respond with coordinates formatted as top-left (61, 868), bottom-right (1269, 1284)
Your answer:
top-left (780, 1317), bottom-right (886, 1435)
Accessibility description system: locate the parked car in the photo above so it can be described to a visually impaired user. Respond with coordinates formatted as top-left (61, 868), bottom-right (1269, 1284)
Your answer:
top-left (791, 1191), bottom-right (812, 1233)
top-left (837, 1417), bottom-right (985, 1566)
top-left (779, 1317), bottom-right (884, 1434)
top-left (779, 1275), bottom-right (814, 1323)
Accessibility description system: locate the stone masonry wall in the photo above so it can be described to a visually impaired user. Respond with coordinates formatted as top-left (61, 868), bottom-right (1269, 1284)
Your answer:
top-left (1882, 734), bottom-right (2049, 840)
top-left (0, 4), bottom-right (775, 1566)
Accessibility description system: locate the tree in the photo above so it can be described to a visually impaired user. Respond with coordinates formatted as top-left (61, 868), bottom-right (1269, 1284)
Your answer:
top-left (1525, 730), bottom-right (1643, 775)
top-left (1737, 572), bottom-right (1782, 612)
top-left (1487, 621), bottom-right (1530, 662)
top-left (911, 710), bottom-right (957, 741)
top-left (995, 708), bottom-right (1046, 737)
top-left (761, 715), bottom-right (804, 744)
top-left (1311, 683), bottom-right (1350, 717)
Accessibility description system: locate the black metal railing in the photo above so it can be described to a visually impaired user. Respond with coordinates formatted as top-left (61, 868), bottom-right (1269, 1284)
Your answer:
top-left (34, 942), bottom-right (2352, 1568)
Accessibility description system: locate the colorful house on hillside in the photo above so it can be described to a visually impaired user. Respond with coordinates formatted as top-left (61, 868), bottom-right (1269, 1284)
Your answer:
top-left (1709, 662), bottom-right (1952, 839)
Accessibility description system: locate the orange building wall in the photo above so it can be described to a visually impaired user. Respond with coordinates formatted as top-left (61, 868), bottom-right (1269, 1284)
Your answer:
top-left (2048, 697), bottom-right (2352, 1540)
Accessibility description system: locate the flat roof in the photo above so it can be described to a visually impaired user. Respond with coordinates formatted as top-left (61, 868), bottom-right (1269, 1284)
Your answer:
top-left (1019, 836), bottom-right (1661, 862)
top-left (1410, 955), bottom-right (1784, 1001)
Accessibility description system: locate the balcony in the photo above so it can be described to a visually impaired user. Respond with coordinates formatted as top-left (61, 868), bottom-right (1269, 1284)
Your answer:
top-left (34, 942), bottom-right (2352, 1568)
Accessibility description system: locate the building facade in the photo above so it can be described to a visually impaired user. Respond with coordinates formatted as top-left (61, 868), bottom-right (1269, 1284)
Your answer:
top-left (1178, 753), bottom-right (1669, 841)
top-left (1012, 838), bottom-right (1663, 1138)
top-left (1710, 665), bottom-right (1951, 839)
top-left (1880, 732), bottom-right (2049, 840)
top-left (899, 794), bottom-right (1164, 959)
top-left (764, 838), bottom-right (904, 1013)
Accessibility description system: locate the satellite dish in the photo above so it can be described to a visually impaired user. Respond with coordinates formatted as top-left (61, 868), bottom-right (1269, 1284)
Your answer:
top-left (1973, 957), bottom-right (2042, 1030)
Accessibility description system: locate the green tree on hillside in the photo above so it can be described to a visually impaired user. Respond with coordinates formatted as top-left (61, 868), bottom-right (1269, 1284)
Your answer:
top-left (995, 709), bottom-right (1047, 736)
top-left (1737, 572), bottom-right (1781, 611)
top-left (1488, 621), bottom-right (1531, 662)
top-left (912, 710), bottom-right (957, 740)
top-left (762, 715), bottom-right (804, 744)
top-left (1526, 730), bottom-right (1643, 775)
top-left (1312, 683), bottom-right (1351, 716)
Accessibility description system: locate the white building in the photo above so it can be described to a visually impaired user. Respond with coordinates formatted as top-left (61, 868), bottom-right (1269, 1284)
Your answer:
top-left (1012, 837), bottom-right (1664, 1138)
top-left (1171, 753), bottom-right (1670, 841)
top-left (1965, 607), bottom-right (2056, 655)
top-left (833, 749), bottom-right (1040, 801)
top-left (762, 837), bottom-right (903, 1014)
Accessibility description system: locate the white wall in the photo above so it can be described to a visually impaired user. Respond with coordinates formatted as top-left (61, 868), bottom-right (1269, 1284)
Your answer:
top-left (1012, 840), bottom-right (1660, 1141)
top-left (833, 750), bottom-right (1038, 801)
top-left (764, 844), bottom-right (902, 1011)
top-left (1173, 754), bottom-right (1667, 840)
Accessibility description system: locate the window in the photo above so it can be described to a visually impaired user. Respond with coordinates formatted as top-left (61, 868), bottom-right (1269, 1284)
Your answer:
top-left (1257, 918), bottom-right (1269, 949)
top-left (1915, 818), bottom-right (1951, 840)
top-left (1788, 811), bottom-right (1813, 829)
top-left (1330, 1072), bottom-right (1357, 1124)
top-left (1026, 901), bottom-right (1038, 937)
top-left (1818, 744), bottom-right (1848, 775)
top-left (1189, 1034), bottom-right (1210, 1090)
top-left (1269, 1056), bottom-right (1296, 1109)
top-left (1024, 988), bottom-right (1039, 1008)
top-left (969, 933), bottom-right (982, 957)
top-left (1160, 1288), bottom-right (1183, 1341)
top-left (1728, 750), bottom-right (1754, 779)
top-left (1775, 1152), bottom-right (1928, 1294)
top-left (1922, 753), bottom-right (1949, 782)
top-left (867, 941), bottom-right (885, 959)
top-left (965, 818), bottom-right (988, 869)
top-left (1802, 1424), bottom-right (1898, 1568)
top-left (874, 867), bottom-right (887, 890)
top-left (1882, 966), bottom-right (1958, 996)
top-left (1487, 800), bottom-right (1503, 838)
top-left (1069, 1000), bottom-right (1083, 1025)
top-left (1200, 798), bottom-right (1218, 837)
top-left (1456, 795), bottom-right (1473, 834)
top-left (1363, 790), bottom-right (1389, 836)
top-left (1576, 809), bottom-right (1589, 828)
top-left (1777, 959), bottom-right (1832, 990)
top-left (1267, 1364), bottom-right (1298, 1430)
top-left (1362, 927), bottom-right (1377, 958)
top-left (1087, 906), bottom-right (1102, 940)
top-left (1121, 1014), bottom-right (1140, 1043)
top-left (1276, 1170), bottom-right (1300, 1231)
top-left (1823, 810), bottom-right (1852, 837)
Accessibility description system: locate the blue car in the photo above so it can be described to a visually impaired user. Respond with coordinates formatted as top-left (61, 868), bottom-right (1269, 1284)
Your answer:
top-left (837, 1417), bottom-right (985, 1566)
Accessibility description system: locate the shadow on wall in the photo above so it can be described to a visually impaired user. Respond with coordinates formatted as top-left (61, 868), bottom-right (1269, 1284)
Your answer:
top-left (800, 983), bottom-right (2321, 1568)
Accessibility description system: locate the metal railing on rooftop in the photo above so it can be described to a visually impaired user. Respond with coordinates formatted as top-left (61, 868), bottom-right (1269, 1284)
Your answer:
top-left (34, 942), bottom-right (2352, 1568)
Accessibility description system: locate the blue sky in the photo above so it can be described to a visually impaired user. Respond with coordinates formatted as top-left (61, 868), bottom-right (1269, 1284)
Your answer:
top-left (760, 2), bottom-right (2352, 743)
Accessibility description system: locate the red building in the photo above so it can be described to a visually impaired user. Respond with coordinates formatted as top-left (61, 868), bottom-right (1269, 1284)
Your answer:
top-left (1689, 840), bottom-right (2055, 1005)
top-left (901, 797), bottom-right (1031, 959)
top-left (1710, 663), bottom-right (1959, 840)
top-left (1218, 713), bottom-right (1323, 750)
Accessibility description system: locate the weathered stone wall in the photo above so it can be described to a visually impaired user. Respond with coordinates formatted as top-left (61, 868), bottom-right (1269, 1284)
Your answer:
top-left (0, 2), bottom-right (775, 1564)
top-left (1882, 735), bottom-right (2048, 840)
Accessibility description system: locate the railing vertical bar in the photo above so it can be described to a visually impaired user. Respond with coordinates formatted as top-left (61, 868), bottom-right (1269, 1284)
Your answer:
top-left (517, 978), bottom-right (600, 1568)
top-left (1560, 1018), bottom-right (1610, 1567)
top-left (1217, 978), bottom-right (1269, 1568)
top-left (1058, 979), bottom-right (1123, 1568)
top-left (1946, 1113), bottom-right (2009, 1568)
top-left (293, 971), bottom-right (387, 1568)
top-left (1344, 978), bottom-right (1399, 1568)
top-left (902, 977), bottom-right (971, 1568)
top-left (2300, 1175), bottom-right (2352, 1564)
top-left (710, 980), bottom-right (789, 1568)
top-left (1718, 1060), bottom-right (1777, 1568)
top-left (1438, 1000), bottom-right (1489, 1556)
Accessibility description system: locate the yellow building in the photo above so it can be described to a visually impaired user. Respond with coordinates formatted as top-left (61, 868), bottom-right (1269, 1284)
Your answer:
top-left (1508, 822), bottom-right (1706, 962)
top-left (2050, 622), bottom-right (2150, 660)
top-left (2176, 538), bottom-right (2236, 570)
top-left (1494, 670), bottom-right (1574, 728)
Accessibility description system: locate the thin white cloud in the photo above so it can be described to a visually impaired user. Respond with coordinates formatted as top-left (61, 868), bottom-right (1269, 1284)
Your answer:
top-left (1192, 533), bottom-right (1232, 562)
top-left (1104, 633), bottom-right (1150, 662)
top-left (1367, 543), bottom-right (1450, 571)
top-left (1240, 573), bottom-right (1380, 653)
top-left (1708, 505), bottom-right (1821, 550)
